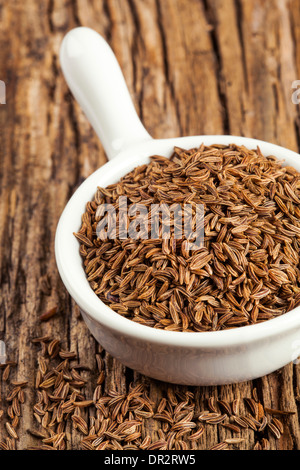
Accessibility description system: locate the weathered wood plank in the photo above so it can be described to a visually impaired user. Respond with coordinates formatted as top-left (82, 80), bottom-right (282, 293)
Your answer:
top-left (0, 0), bottom-right (299, 450)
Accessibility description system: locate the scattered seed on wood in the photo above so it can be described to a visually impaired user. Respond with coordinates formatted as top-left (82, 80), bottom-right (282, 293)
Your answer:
top-left (0, 333), bottom-right (291, 450)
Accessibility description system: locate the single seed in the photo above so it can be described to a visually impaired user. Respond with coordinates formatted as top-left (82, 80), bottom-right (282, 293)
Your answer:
top-left (39, 306), bottom-right (59, 322)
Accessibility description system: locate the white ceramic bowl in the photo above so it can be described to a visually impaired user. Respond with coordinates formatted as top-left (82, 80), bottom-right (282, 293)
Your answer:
top-left (55, 27), bottom-right (300, 385)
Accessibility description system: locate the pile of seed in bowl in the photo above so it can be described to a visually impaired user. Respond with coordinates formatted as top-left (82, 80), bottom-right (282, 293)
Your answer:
top-left (74, 144), bottom-right (300, 332)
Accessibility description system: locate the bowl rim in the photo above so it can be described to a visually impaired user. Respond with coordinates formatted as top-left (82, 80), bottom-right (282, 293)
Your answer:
top-left (55, 134), bottom-right (300, 349)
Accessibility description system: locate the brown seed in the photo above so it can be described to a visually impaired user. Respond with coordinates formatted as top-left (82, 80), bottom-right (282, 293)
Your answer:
top-left (232, 398), bottom-right (240, 416)
top-left (2, 365), bottom-right (10, 382)
top-left (72, 400), bottom-right (94, 408)
top-left (39, 306), bottom-right (58, 322)
top-left (10, 380), bottom-right (28, 387)
top-left (205, 413), bottom-right (227, 425)
top-left (59, 350), bottom-right (77, 360)
top-left (27, 429), bottom-right (48, 439)
top-left (31, 336), bottom-right (52, 344)
top-left (252, 388), bottom-right (259, 403)
top-left (39, 376), bottom-right (56, 389)
top-left (48, 340), bottom-right (60, 358)
top-left (268, 422), bottom-right (282, 439)
top-left (12, 397), bottom-right (21, 417)
top-left (217, 400), bottom-right (232, 415)
top-left (272, 417), bottom-right (284, 434)
top-left (222, 423), bottom-right (241, 433)
top-left (231, 416), bottom-right (249, 429)
top-left (0, 441), bottom-right (9, 450)
top-left (5, 422), bottom-right (18, 439)
top-left (261, 438), bottom-right (271, 450)
top-left (139, 435), bottom-right (152, 450)
top-left (210, 441), bottom-right (228, 450)
top-left (258, 415), bottom-right (268, 432)
top-left (207, 397), bottom-right (218, 413)
top-left (38, 356), bottom-right (48, 376)
top-left (6, 386), bottom-right (21, 402)
top-left (264, 407), bottom-right (295, 416)
top-left (198, 412), bottom-right (220, 422)
top-left (187, 425), bottom-right (204, 440)
top-left (244, 398), bottom-right (258, 418)
top-left (257, 402), bottom-right (265, 421)
top-left (224, 438), bottom-right (245, 445)
top-left (97, 370), bottom-right (106, 385)
top-left (253, 441), bottom-right (262, 450)
top-left (239, 416), bottom-right (258, 431)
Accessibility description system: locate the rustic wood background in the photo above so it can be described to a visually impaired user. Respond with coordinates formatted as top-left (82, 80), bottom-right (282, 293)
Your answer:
top-left (0, 0), bottom-right (300, 450)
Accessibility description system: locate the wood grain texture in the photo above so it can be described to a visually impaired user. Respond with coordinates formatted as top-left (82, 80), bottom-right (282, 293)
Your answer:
top-left (0, 0), bottom-right (299, 450)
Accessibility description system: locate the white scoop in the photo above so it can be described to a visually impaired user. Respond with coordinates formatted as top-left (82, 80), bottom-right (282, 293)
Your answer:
top-left (55, 27), bottom-right (300, 385)
top-left (0, 340), bottom-right (6, 364)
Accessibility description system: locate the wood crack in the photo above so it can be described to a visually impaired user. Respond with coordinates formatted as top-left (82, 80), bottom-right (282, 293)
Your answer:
top-left (47, 0), bottom-right (54, 33)
top-left (234, 0), bottom-right (248, 92)
top-left (202, 0), bottom-right (230, 134)
top-left (103, 0), bottom-right (113, 42)
top-left (155, 0), bottom-right (183, 135)
top-left (127, 0), bottom-right (143, 118)
top-left (70, 0), bottom-right (81, 27)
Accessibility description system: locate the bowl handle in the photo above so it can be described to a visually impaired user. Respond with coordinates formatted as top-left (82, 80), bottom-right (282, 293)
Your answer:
top-left (59, 27), bottom-right (152, 161)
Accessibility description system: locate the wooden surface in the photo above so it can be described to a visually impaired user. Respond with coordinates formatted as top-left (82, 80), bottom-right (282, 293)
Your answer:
top-left (0, 0), bottom-right (300, 450)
